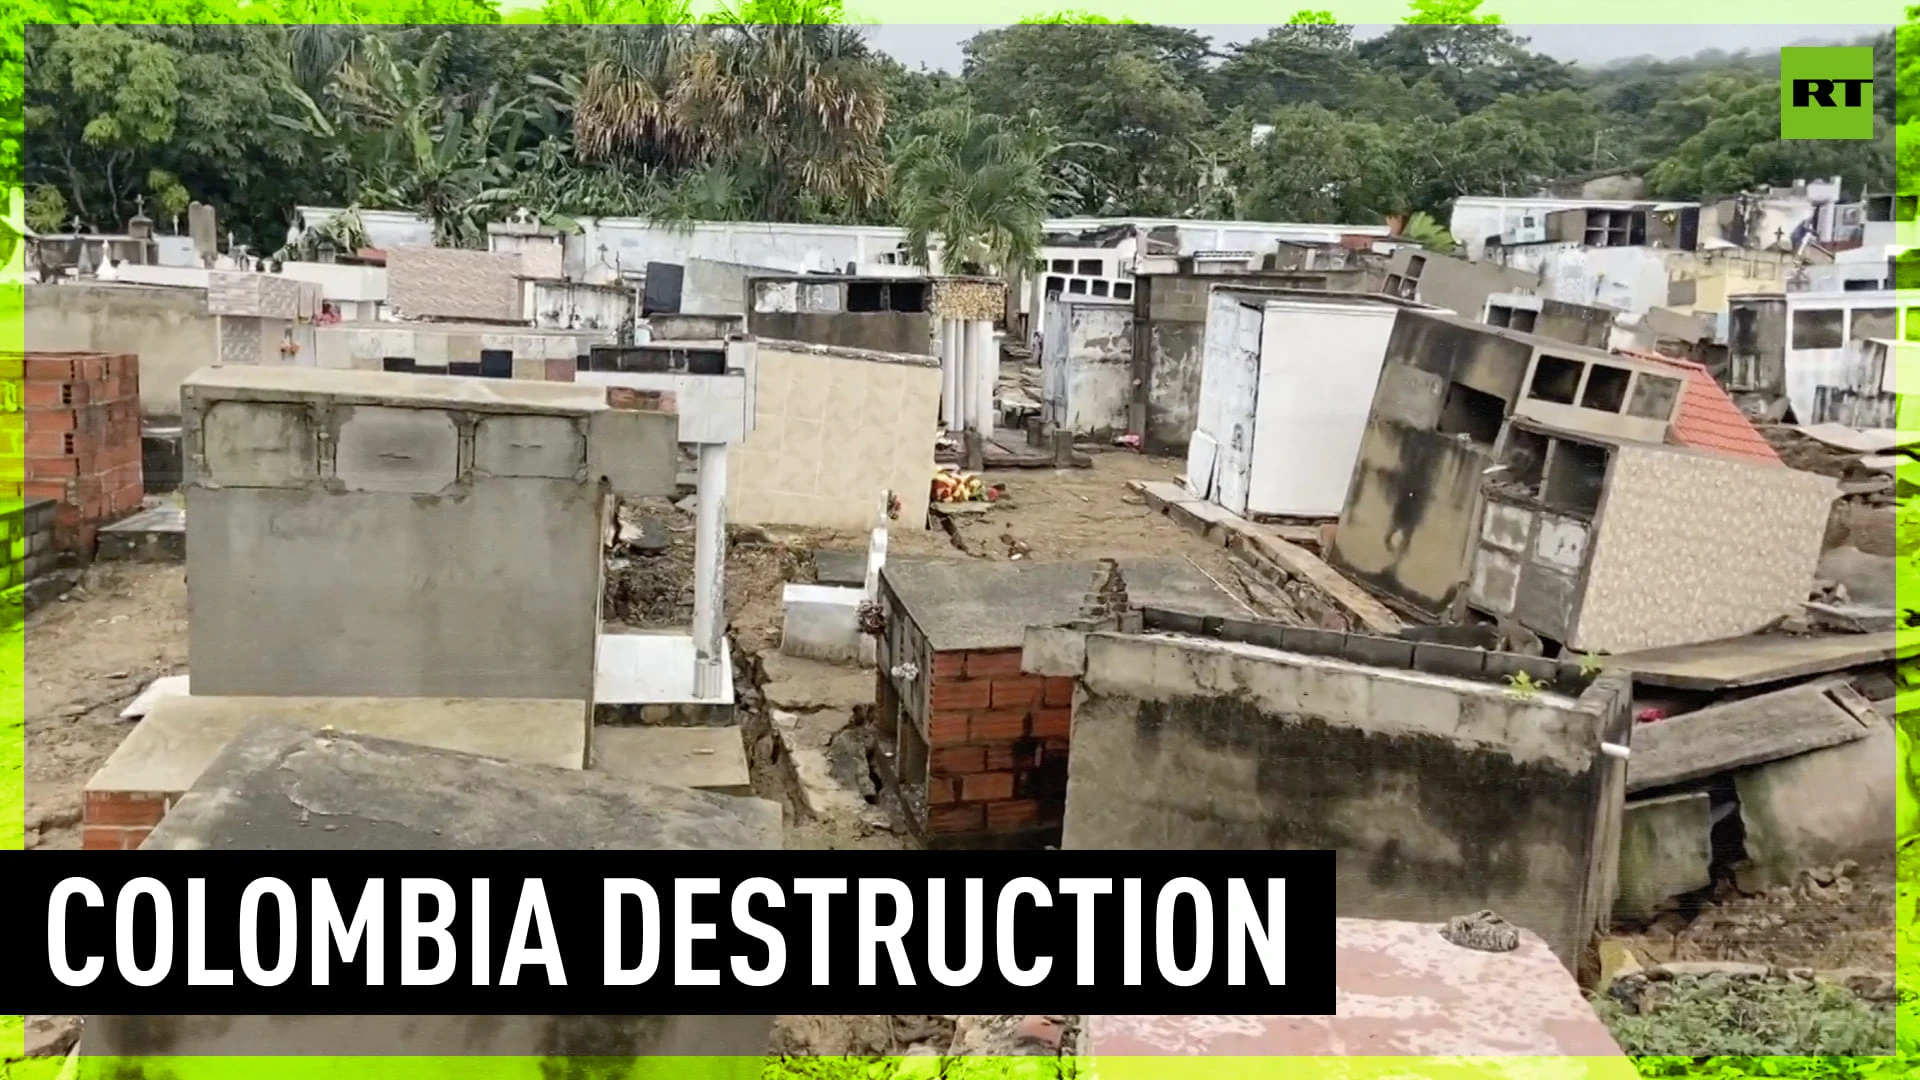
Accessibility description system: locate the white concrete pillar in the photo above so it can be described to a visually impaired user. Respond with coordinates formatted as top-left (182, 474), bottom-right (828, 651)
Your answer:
top-left (691, 441), bottom-right (729, 699)
top-left (940, 318), bottom-right (963, 430)
top-left (954, 319), bottom-right (975, 431)
top-left (970, 318), bottom-right (996, 440)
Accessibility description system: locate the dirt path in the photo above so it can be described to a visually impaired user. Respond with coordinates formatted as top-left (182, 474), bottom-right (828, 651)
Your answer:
top-left (23, 563), bottom-right (188, 850)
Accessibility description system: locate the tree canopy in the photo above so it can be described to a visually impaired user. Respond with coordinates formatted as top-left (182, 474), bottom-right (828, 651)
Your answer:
top-left (18, 4), bottom-right (1902, 263)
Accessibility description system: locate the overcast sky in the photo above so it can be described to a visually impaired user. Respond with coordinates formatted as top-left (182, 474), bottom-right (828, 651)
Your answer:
top-left (861, 24), bottom-right (1885, 71)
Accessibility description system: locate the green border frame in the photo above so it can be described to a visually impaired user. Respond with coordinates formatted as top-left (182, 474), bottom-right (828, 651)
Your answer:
top-left (1, 6), bottom-right (1912, 1079)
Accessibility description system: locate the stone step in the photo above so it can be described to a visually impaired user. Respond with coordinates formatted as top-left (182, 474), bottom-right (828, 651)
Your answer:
top-left (591, 724), bottom-right (754, 797)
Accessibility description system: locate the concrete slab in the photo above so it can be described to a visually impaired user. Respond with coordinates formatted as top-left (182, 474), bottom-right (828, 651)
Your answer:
top-left (760, 652), bottom-right (876, 711)
top-left (781, 583), bottom-right (865, 665)
top-left (96, 505), bottom-right (185, 563)
top-left (119, 673), bottom-right (189, 720)
top-left (592, 724), bottom-right (754, 796)
top-left (882, 557), bottom-right (1249, 653)
top-left (1612, 629), bottom-right (1917, 691)
top-left (594, 631), bottom-right (735, 705)
top-left (812, 548), bottom-right (868, 587)
top-left (143, 722), bottom-right (782, 851)
top-left (1616, 792), bottom-right (1714, 923)
top-left (88, 695), bottom-right (589, 803)
top-left (1087, 917), bottom-right (1628, 1060)
top-left (1626, 677), bottom-right (1874, 794)
top-left (771, 708), bottom-right (872, 822)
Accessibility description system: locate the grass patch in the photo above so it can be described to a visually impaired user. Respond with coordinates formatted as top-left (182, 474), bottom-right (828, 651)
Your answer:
top-left (1594, 974), bottom-right (1894, 1057)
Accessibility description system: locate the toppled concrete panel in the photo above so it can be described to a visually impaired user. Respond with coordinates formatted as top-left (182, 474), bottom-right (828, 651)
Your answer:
top-left (144, 722), bottom-right (781, 850)
top-left (1616, 792), bottom-right (1714, 923)
top-left (101, 722), bottom-right (776, 1067)
top-left (1627, 677), bottom-right (1876, 794)
top-left (82, 694), bottom-right (589, 850)
top-left (1087, 917), bottom-right (1626, 1059)
top-left (1733, 716), bottom-right (1896, 891)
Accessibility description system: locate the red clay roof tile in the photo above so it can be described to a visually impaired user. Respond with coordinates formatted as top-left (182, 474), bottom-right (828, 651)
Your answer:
top-left (1613, 348), bottom-right (1782, 466)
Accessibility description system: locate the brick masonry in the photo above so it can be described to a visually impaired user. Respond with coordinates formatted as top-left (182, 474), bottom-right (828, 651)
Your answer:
top-left (18, 352), bottom-right (144, 554)
top-left (917, 647), bottom-right (1073, 843)
top-left (80, 789), bottom-right (173, 851)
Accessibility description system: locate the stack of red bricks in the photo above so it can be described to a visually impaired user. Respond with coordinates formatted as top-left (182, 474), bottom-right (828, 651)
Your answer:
top-left (81, 789), bottom-right (171, 851)
top-left (921, 647), bottom-right (1073, 842)
top-left (22, 352), bottom-right (143, 553)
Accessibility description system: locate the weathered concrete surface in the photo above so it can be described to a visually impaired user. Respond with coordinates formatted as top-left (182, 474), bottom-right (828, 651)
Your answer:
top-left (1733, 717), bottom-right (1896, 890)
top-left (1087, 917), bottom-right (1626, 1059)
top-left (81, 1016), bottom-right (770, 1068)
top-left (26, 282), bottom-right (216, 419)
top-left (882, 557), bottom-right (1248, 653)
top-left (88, 695), bottom-right (589, 803)
top-left (760, 652), bottom-right (877, 711)
top-left (780, 583), bottom-right (865, 665)
top-left (1615, 792), bottom-right (1714, 923)
top-left (771, 707), bottom-right (873, 822)
top-left (143, 722), bottom-right (782, 850)
top-left (811, 548), bottom-right (869, 587)
top-left (96, 505), bottom-right (186, 564)
top-left (1626, 677), bottom-right (1876, 794)
top-left (182, 367), bottom-right (678, 700)
top-left (1059, 630), bottom-right (1625, 968)
top-left (591, 724), bottom-right (754, 796)
top-left (1331, 311), bottom-right (1535, 620)
top-left (1611, 628), bottom-right (1916, 691)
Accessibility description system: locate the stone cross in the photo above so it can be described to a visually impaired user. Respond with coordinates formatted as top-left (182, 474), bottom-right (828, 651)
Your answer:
top-left (132, 194), bottom-right (145, 217)
top-left (70, 215), bottom-right (83, 234)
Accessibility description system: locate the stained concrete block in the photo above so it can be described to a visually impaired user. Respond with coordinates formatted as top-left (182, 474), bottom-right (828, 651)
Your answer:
top-left (1021, 626), bottom-right (1087, 677)
top-left (144, 721), bottom-right (782, 851)
top-left (1733, 719), bottom-right (1896, 890)
top-left (591, 724), bottom-right (754, 796)
top-left (87, 695), bottom-right (590, 806)
top-left (588, 408), bottom-right (681, 498)
top-left (199, 401), bottom-right (315, 487)
top-left (474, 413), bottom-right (585, 479)
top-left (333, 406), bottom-right (461, 493)
top-left (1615, 791), bottom-right (1714, 923)
top-left (781, 583), bottom-right (864, 664)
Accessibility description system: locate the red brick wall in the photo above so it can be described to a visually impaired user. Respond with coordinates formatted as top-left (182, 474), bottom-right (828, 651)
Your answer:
top-left (22, 352), bottom-right (144, 553)
top-left (81, 789), bottom-right (174, 851)
top-left (920, 647), bottom-right (1074, 840)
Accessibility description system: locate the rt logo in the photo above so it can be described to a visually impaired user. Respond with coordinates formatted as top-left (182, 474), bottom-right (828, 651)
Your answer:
top-left (1780, 46), bottom-right (1875, 140)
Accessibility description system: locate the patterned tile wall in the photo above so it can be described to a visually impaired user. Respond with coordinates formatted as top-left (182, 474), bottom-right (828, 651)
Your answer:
top-left (728, 346), bottom-right (941, 530)
top-left (1574, 443), bottom-right (1836, 653)
top-left (387, 247), bottom-right (524, 322)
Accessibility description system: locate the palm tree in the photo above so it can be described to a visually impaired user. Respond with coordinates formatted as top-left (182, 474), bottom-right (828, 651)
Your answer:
top-left (890, 105), bottom-right (1067, 277)
top-left (572, 17), bottom-right (888, 222)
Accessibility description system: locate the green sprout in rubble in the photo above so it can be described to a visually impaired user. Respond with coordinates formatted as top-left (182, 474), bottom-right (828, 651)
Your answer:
top-left (1506, 671), bottom-right (1548, 699)
top-left (1577, 650), bottom-right (1608, 679)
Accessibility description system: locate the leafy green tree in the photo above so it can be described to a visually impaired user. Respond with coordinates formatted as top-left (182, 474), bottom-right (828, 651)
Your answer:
top-left (1228, 104), bottom-right (1411, 223)
top-left (24, 25), bottom-right (320, 243)
top-left (960, 22), bottom-right (1210, 214)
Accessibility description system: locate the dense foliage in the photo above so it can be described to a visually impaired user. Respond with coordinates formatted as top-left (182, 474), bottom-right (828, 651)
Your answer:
top-left (14, 0), bottom-right (1900, 274)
